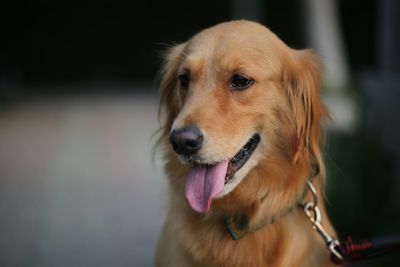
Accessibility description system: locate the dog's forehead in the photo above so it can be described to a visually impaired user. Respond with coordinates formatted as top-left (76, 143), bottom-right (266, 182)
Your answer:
top-left (183, 21), bottom-right (287, 73)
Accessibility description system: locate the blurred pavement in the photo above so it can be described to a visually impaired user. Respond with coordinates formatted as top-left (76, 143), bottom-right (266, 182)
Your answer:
top-left (0, 92), bottom-right (167, 266)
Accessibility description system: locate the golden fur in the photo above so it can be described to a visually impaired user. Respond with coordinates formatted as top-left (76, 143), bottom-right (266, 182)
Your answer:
top-left (156, 20), bottom-right (336, 267)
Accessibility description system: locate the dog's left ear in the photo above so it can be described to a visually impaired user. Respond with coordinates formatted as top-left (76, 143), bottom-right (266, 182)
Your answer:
top-left (158, 43), bottom-right (186, 136)
top-left (283, 49), bottom-right (328, 167)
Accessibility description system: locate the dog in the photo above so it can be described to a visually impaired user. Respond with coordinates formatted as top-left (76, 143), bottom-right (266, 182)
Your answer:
top-left (156, 20), bottom-right (337, 267)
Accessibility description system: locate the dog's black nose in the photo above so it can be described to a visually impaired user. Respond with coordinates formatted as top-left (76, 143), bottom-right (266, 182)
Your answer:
top-left (169, 126), bottom-right (203, 156)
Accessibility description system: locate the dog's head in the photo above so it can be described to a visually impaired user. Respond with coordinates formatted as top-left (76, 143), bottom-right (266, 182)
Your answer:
top-left (158, 21), bottom-right (327, 219)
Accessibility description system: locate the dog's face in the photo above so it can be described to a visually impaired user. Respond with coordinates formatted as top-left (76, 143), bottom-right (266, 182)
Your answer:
top-left (159, 21), bottom-right (326, 215)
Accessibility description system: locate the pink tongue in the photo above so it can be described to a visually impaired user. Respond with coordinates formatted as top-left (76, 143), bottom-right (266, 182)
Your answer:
top-left (185, 160), bottom-right (229, 213)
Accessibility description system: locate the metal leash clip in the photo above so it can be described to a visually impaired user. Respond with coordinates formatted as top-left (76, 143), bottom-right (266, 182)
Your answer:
top-left (303, 181), bottom-right (344, 261)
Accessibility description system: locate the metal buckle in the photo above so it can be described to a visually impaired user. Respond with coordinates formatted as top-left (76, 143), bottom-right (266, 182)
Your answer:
top-left (303, 181), bottom-right (344, 261)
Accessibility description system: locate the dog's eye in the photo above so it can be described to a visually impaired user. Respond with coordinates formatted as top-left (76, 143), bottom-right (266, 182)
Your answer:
top-left (179, 73), bottom-right (190, 89)
top-left (230, 74), bottom-right (254, 90)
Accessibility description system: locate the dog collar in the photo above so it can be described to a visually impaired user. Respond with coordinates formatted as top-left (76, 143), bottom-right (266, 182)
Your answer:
top-left (225, 206), bottom-right (296, 240)
top-left (225, 164), bottom-right (319, 240)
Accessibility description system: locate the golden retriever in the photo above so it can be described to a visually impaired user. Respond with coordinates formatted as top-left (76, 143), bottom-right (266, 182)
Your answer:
top-left (156, 20), bottom-right (337, 267)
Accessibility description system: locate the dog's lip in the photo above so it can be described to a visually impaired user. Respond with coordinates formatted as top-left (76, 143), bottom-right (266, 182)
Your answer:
top-left (225, 133), bottom-right (260, 184)
top-left (184, 133), bottom-right (260, 182)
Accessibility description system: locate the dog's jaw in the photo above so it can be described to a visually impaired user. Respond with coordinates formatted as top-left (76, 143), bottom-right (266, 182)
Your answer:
top-left (214, 145), bottom-right (263, 198)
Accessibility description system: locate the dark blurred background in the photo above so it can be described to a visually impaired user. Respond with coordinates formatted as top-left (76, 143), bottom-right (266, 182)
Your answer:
top-left (1, 0), bottom-right (399, 266)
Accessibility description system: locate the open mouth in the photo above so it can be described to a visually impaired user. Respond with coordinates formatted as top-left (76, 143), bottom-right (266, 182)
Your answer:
top-left (184, 133), bottom-right (261, 213)
top-left (225, 133), bottom-right (260, 184)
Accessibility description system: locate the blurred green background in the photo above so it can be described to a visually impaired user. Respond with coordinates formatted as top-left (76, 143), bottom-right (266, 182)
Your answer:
top-left (1, 0), bottom-right (399, 266)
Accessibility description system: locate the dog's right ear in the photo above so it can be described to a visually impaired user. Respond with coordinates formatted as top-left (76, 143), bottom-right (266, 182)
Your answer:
top-left (282, 49), bottom-right (328, 172)
top-left (158, 43), bottom-right (186, 136)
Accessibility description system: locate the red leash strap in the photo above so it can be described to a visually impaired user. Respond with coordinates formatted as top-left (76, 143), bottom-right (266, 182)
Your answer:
top-left (332, 235), bottom-right (400, 266)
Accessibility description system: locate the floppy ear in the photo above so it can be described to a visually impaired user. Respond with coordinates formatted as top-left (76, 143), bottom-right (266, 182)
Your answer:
top-left (158, 43), bottom-right (186, 137)
top-left (283, 50), bottom-right (328, 171)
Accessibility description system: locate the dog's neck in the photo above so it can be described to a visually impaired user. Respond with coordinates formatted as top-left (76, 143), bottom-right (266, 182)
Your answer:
top-left (224, 164), bottom-right (320, 240)
top-left (176, 181), bottom-right (333, 267)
